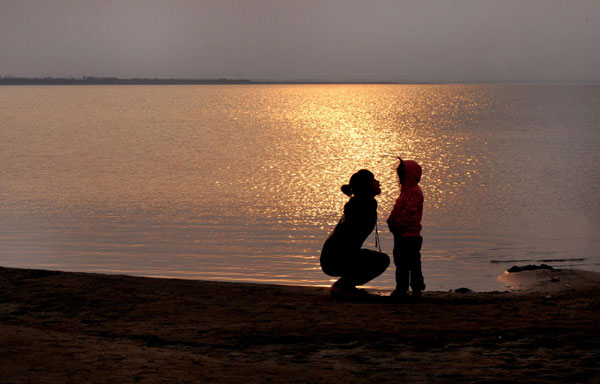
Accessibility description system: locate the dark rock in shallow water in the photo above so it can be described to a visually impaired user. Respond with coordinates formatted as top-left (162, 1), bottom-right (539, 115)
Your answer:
top-left (507, 264), bottom-right (555, 273)
top-left (454, 287), bottom-right (474, 293)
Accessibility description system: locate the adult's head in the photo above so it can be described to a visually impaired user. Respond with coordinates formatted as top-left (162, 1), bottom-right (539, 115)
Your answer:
top-left (341, 169), bottom-right (381, 197)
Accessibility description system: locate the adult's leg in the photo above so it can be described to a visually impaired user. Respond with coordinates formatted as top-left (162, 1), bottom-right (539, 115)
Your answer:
top-left (339, 249), bottom-right (390, 287)
top-left (320, 240), bottom-right (344, 278)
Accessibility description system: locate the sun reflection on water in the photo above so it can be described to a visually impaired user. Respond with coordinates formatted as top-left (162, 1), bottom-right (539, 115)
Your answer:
top-left (2, 84), bottom-right (599, 291)
top-left (224, 84), bottom-right (494, 231)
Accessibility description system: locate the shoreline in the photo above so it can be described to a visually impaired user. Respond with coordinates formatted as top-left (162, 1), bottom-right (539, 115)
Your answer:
top-left (1, 266), bottom-right (599, 383)
top-left (2, 78), bottom-right (599, 86)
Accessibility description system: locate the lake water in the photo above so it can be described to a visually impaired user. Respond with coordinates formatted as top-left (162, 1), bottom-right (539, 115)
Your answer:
top-left (1, 84), bottom-right (599, 291)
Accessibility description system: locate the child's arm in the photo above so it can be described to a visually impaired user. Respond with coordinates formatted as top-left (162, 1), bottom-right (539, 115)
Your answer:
top-left (386, 198), bottom-right (402, 233)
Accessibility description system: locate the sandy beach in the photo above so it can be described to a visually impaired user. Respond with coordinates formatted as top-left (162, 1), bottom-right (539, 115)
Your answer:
top-left (1, 266), bottom-right (599, 383)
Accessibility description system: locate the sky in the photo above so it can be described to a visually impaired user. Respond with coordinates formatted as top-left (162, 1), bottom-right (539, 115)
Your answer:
top-left (1, 0), bottom-right (599, 82)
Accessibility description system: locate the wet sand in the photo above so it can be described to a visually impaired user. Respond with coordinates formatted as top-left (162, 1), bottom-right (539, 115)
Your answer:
top-left (1, 266), bottom-right (599, 383)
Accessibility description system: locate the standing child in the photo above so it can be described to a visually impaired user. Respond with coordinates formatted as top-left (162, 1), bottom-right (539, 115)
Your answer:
top-left (387, 158), bottom-right (425, 298)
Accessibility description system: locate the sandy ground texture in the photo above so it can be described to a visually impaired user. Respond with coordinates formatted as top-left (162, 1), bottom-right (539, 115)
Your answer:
top-left (1, 266), bottom-right (599, 384)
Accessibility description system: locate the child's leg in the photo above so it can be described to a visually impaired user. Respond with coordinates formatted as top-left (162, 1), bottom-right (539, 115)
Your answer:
top-left (409, 258), bottom-right (425, 292)
top-left (393, 237), bottom-right (410, 292)
top-left (407, 236), bottom-right (425, 292)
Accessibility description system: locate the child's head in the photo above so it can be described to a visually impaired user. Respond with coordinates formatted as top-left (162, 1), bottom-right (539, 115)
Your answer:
top-left (396, 158), bottom-right (421, 190)
top-left (341, 169), bottom-right (381, 197)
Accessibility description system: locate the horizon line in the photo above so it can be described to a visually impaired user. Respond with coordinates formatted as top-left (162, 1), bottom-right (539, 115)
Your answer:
top-left (1, 75), bottom-right (598, 86)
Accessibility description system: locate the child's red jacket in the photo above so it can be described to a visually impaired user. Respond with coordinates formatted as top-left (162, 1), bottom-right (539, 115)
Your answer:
top-left (387, 160), bottom-right (423, 237)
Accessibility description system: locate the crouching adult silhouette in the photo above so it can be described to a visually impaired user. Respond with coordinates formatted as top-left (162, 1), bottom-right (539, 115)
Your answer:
top-left (320, 169), bottom-right (390, 298)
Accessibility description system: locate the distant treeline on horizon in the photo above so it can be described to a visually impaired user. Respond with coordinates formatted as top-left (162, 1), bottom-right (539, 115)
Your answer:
top-left (1, 76), bottom-right (598, 86)
top-left (0, 76), bottom-right (254, 85)
top-left (0, 76), bottom-right (402, 85)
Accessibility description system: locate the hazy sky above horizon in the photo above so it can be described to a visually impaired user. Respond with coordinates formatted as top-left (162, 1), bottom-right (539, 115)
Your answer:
top-left (1, 0), bottom-right (599, 82)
